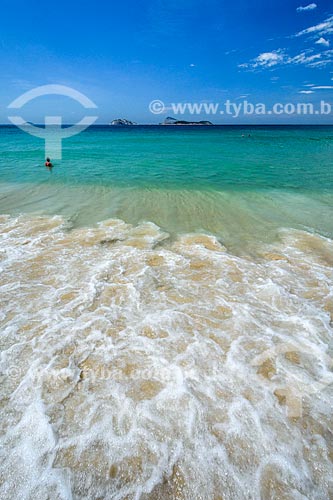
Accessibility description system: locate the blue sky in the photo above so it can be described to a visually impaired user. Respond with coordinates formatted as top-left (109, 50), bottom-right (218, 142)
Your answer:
top-left (0, 0), bottom-right (332, 123)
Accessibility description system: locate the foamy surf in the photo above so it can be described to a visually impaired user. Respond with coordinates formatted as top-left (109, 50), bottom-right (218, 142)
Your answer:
top-left (0, 214), bottom-right (332, 499)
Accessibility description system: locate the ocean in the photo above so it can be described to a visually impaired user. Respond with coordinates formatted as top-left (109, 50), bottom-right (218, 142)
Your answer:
top-left (0, 125), bottom-right (333, 499)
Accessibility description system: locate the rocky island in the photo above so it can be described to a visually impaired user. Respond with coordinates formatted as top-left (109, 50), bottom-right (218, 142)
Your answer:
top-left (109, 119), bottom-right (137, 126)
top-left (161, 116), bottom-right (213, 125)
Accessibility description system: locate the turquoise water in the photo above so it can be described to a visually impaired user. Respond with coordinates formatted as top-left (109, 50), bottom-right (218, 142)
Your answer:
top-left (0, 125), bottom-right (332, 251)
top-left (1, 125), bottom-right (333, 190)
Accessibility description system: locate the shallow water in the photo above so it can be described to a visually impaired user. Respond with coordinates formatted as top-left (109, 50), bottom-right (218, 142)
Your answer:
top-left (0, 126), bottom-right (333, 499)
top-left (0, 214), bottom-right (333, 499)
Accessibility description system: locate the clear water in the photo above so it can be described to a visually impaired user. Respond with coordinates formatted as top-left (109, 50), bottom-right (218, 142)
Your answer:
top-left (0, 126), bottom-right (333, 499)
top-left (1, 125), bottom-right (333, 251)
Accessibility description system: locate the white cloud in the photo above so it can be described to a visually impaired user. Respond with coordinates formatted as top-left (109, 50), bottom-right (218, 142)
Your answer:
top-left (255, 51), bottom-right (285, 67)
top-left (287, 50), bottom-right (333, 67)
top-left (311, 85), bottom-right (333, 89)
top-left (308, 60), bottom-right (333, 67)
top-left (315, 37), bottom-right (330, 47)
top-left (239, 14), bottom-right (333, 72)
top-left (239, 50), bottom-right (285, 69)
top-left (288, 51), bottom-right (321, 65)
top-left (240, 48), bottom-right (333, 70)
top-left (299, 83), bottom-right (333, 92)
top-left (189, 63), bottom-right (196, 67)
top-left (296, 3), bottom-right (317, 12)
top-left (295, 16), bottom-right (333, 37)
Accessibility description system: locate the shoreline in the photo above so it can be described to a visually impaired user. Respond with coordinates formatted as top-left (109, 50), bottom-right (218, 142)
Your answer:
top-left (0, 210), bottom-right (332, 498)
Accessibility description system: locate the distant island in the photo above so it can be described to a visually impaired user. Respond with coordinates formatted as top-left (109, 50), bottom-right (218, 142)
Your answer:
top-left (108, 117), bottom-right (213, 126)
top-left (161, 116), bottom-right (213, 125)
top-left (109, 119), bottom-right (137, 126)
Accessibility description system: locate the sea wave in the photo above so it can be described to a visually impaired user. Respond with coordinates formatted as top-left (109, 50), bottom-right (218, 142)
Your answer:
top-left (0, 214), bottom-right (332, 499)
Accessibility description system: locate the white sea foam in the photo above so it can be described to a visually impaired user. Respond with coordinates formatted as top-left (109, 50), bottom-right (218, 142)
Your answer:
top-left (0, 214), bottom-right (332, 499)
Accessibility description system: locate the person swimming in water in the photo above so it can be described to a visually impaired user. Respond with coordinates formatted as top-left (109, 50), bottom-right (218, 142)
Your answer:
top-left (45, 157), bottom-right (53, 168)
